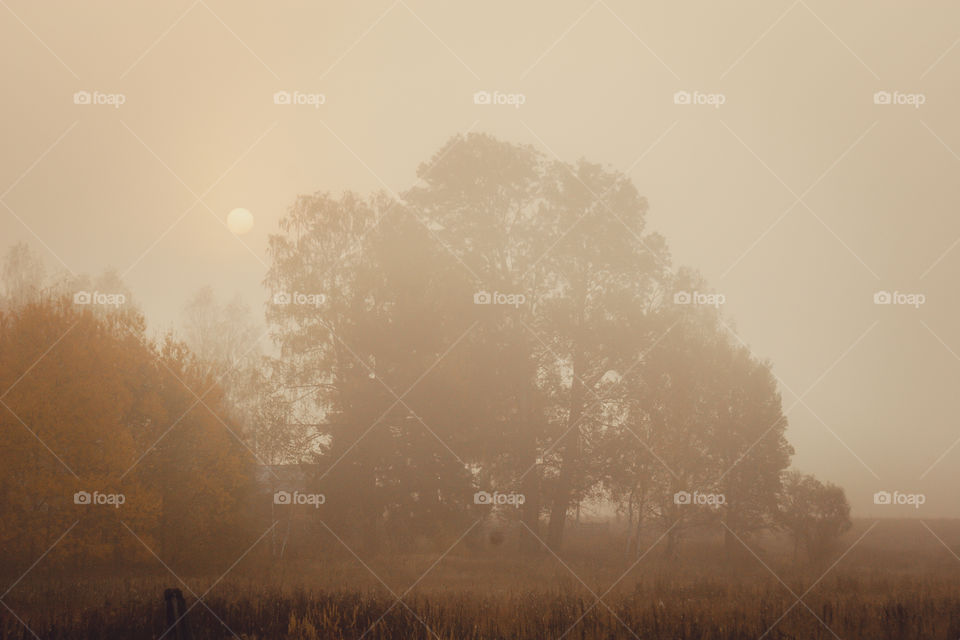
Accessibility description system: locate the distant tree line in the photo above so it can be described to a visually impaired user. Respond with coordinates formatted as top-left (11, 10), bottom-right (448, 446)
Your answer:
top-left (262, 133), bottom-right (851, 561)
top-left (0, 262), bottom-right (253, 575)
top-left (0, 134), bottom-right (851, 574)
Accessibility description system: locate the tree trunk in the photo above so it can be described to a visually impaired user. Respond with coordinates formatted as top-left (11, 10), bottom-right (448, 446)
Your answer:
top-left (547, 364), bottom-right (585, 549)
top-left (517, 381), bottom-right (542, 553)
top-left (520, 473), bottom-right (541, 551)
top-left (547, 275), bottom-right (588, 551)
top-left (633, 510), bottom-right (644, 560)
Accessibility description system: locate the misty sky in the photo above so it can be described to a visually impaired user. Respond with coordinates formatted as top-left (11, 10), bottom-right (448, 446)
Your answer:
top-left (2, 0), bottom-right (960, 516)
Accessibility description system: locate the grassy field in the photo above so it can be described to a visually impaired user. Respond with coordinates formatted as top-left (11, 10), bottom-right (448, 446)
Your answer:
top-left (3, 519), bottom-right (960, 639)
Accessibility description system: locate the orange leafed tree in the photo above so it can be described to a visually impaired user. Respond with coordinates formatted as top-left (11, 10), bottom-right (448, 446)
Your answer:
top-left (0, 296), bottom-right (254, 575)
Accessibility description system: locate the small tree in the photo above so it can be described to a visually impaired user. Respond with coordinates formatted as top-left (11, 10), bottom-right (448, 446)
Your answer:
top-left (1, 243), bottom-right (47, 309)
top-left (778, 470), bottom-right (852, 562)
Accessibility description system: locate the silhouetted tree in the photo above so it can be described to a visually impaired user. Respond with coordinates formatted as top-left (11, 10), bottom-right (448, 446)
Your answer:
top-left (266, 191), bottom-right (482, 552)
top-left (0, 243), bottom-right (45, 309)
top-left (265, 132), bottom-right (794, 557)
top-left (0, 292), bottom-right (254, 573)
top-left (778, 470), bottom-right (852, 562)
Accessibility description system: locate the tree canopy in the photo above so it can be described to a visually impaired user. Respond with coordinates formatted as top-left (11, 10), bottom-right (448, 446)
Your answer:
top-left (264, 133), bottom-right (798, 555)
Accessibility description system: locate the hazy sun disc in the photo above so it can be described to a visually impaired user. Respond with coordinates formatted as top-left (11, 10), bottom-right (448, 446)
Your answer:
top-left (227, 208), bottom-right (254, 235)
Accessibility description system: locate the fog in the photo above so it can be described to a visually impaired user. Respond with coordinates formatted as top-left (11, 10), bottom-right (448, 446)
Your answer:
top-left (2, 2), bottom-right (960, 638)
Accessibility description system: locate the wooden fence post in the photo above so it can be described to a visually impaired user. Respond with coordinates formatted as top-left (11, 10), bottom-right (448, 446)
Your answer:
top-left (163, 588), bottom-right (193, 640)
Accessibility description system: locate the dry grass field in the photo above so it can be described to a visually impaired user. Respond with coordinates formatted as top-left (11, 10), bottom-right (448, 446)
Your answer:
top-left (4, 519), bottom-right (960, 639)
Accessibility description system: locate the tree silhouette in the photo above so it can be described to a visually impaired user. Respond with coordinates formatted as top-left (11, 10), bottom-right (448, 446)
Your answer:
top-left (265, 133), bottom-right (792, 555)
top-left (778, 470), bottom-right (852, 562)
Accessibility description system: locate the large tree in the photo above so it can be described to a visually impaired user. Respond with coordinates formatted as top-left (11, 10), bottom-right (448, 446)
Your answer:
top-left (265, 132), bottom-right (792, 556)
top-left (403, 134), bottom-right (670, 549)
top-left (597, 268), bottom-right (791, 561)
top-left (0, 293), bottom-right (254, 573)
top-left (266, 191), bottom-right (484, 552)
